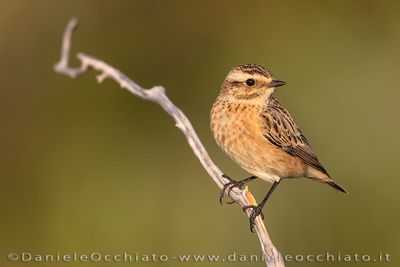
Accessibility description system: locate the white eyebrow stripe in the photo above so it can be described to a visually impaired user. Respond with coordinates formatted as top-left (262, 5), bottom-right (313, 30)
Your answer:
top-left (227, 71), bottom-right (272, 83)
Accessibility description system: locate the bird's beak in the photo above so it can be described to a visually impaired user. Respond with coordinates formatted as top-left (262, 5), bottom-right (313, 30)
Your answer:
top-left (268, 79), bottom-right (286, 88)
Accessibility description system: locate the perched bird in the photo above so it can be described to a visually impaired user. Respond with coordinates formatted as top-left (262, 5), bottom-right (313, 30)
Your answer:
top-left (210, 64), bottom-right (346, 231)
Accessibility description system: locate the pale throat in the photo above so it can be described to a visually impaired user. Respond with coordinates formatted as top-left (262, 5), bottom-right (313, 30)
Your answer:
top-left (224, 88), bottom-right (274, 107)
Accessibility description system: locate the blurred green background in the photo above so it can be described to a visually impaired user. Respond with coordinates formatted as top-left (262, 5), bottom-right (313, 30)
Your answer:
top-left (1, 0), bottom-right (399, 266)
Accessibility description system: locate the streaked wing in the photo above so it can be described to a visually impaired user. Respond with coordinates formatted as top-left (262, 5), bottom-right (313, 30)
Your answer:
top-left (260, 97), bottom-right (329, 176)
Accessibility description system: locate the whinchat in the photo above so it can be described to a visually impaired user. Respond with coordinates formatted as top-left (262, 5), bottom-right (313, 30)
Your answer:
top-left (210, 64), bottom-right (346, 231)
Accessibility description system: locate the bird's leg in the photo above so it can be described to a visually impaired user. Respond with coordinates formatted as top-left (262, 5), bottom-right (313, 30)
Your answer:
top-left (219, 174), bottom-right (257, 204)
top-left (243, 180), bottom-right (280, 232)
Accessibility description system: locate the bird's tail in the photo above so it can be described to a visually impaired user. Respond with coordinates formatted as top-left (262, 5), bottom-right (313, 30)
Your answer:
top-left (327, 180), bottom-right (347, 194)
top-left (306, 167), bottom-right (348, 194)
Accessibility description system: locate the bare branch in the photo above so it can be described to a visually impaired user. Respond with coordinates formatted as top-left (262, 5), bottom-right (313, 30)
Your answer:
top-left (53, 18), bottom-right (82, 78)
top-left (54, 18), bottom-right (285, 267)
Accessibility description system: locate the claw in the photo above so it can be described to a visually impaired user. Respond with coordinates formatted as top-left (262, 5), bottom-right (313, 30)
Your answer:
top-left (219, 174), bottom-right (241, 204)
top-left (242, 205), bottom-right (256, 212)
top-left (219, 174), bottom-right (257, 204)
top-left (243, 205), bottom-right (265, 232)
top-left (219, 182), bottom-right (240, 204)
top-left (219, 182), bottom-right (234, 204)
top-left (227, 184), bottom-right (237, 196)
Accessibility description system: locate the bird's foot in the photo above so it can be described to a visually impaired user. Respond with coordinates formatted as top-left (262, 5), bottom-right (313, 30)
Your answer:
top-left (219, 174), bottom-right (257, 204)
top-left (243, 205), bottom-right (265, 232)
top-left (219, 174), bottom-right (247, 204)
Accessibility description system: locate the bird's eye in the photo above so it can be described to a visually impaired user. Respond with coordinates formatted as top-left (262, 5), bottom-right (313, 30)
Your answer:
top-left (246, 79), bottom-right (255, 86)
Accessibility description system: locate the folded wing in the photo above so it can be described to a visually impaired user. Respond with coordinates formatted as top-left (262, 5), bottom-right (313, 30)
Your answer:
top-left (260, 97), bottom-right (329, 177)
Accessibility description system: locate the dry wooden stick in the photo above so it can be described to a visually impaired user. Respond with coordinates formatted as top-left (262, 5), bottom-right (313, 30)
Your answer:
top-left (54, 18), bottom-right (285, 267)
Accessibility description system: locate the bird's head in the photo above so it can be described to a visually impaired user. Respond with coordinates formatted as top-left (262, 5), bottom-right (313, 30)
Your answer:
top-left (220, 64), bottom-right (285, 102)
